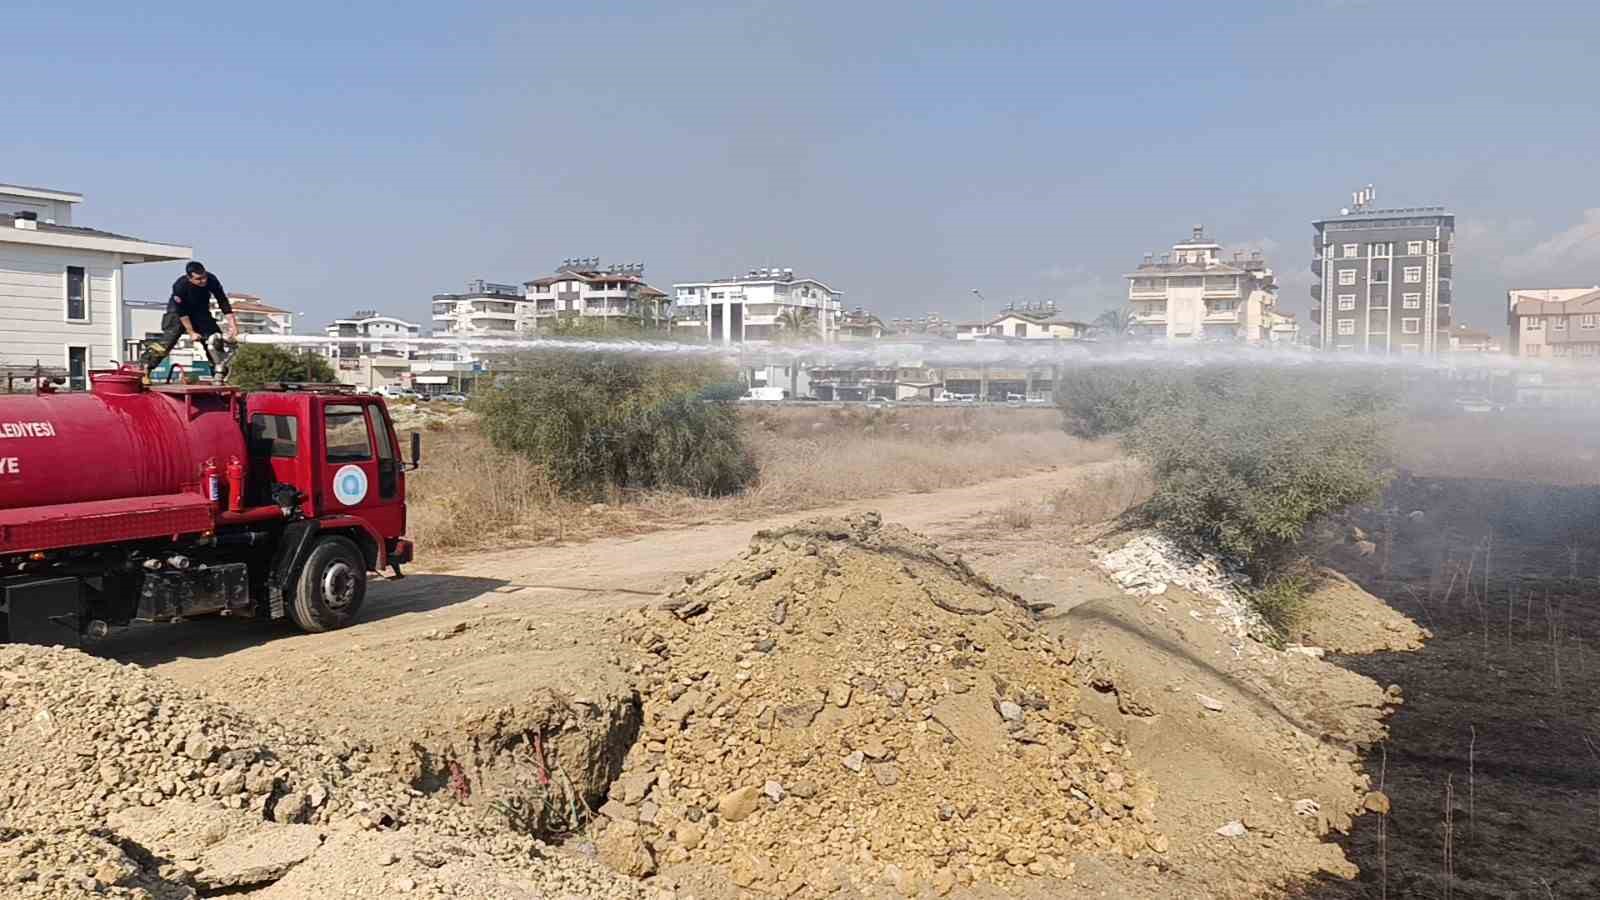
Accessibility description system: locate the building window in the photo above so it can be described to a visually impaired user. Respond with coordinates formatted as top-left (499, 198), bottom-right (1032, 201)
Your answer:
top-left (1369, 243), bottom-right (1390, 257)
top-left (1402, 318), bottom-right (1421, 334)
top-left (1407, 241), bottom-right (1424, 255)
top-left (1526, 315), bottom-right (1543, 330)
top-left (1342, 244), bottom-right (1359, 259)
top-left (1403, 293), bottom-right (1421, 309)
top-left (1338, 270), bottom-right (1357, 286)
top-left (1403, 267), bottom-right (1422, 283)
top-left (66, 266), bottom-right (87, 322)
top-left (1371, 266), bottom-right (1388, 283)
top-left (67, 346), bottom-right (88, 390)
top-left (1584, 314), bottom-right (1598, 330)
top-left (1337, 319), bottom-right (1356, 336)
top-left (1337, 294), bottom-right (1356, 311)
top-left (1554, 316), bottom-right (1567, 331)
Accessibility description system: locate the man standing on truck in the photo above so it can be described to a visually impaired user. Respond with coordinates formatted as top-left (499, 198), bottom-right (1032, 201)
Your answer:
top-left (140, 261), bottom-right (240, 377)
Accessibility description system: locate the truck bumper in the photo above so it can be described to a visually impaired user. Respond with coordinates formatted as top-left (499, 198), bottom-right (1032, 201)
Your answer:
top-left (387, 538), bottom-right (414, 566)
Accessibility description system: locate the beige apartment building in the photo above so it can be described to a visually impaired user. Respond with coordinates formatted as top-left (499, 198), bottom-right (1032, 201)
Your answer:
top-left (1507, 287), bottom-right (1600, 359)
top-left (1127, 227), bottom-right (1281, 342)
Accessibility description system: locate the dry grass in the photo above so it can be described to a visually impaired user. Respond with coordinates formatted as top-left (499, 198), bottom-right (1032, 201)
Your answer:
top-left (405, 407), bottom-right (1119, 559)
top-left (1045, 460), bottom-right (1156, 527)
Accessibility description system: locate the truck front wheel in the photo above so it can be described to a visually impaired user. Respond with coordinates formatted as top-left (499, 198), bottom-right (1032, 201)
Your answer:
top-left (291, 536), bottom-right (367, 633)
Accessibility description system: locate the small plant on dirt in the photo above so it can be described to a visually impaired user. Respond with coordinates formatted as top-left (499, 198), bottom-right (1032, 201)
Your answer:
top-left (1247, 569), bottom-right (1314, 647)
top-left (995, 500), bottom-right (1036, 530)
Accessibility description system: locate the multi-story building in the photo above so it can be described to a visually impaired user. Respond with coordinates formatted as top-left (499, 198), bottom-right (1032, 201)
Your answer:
top-left (1311, 187), bottom-right (1454, 354)
top-left (954, 303), bottom-right (1088, 341)
top-left (1507, 287), bottom-right (1600, 359)
top-left (2, 182), bottom-right (189, 388)
top-left (228, 293), bottom-right (295, 335)
top-left (431, 279), bottom-right (529, 337)
top-left (673, 268), bottom-right (842, 344)
top-left (837, 308), bottom-right (888, 341)
top-left (525, 259), bottom-right (669, 330)
top-left (1126, 227), bottom-right (1281, 342)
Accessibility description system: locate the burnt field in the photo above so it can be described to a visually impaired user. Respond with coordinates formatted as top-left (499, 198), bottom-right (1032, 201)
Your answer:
top-left (1303, 472), bottom-right (1600, 899)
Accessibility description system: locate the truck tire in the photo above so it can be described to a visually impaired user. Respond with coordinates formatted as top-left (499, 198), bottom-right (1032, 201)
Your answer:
top-left (290, 536), bottom-right (367, 633)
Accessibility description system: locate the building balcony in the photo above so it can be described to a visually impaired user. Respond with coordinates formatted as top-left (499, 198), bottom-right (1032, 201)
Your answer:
top-left (1128, 287), bottom-right (1166, 300)
top-left (1131, 312), bottom-right (1167, 324)
top-left (1439, 261), bottom-right (1452, 279)
top-left (1203, 287), bottom-right (1241, 299)
top-left (1203, 309), bottom-right (1241, 323)
top-left (1309, 306), bottom-right (1321, 325)
top-left (467, 311), bottom-right (518, 323)
top-left (1310, 283), bottom-right (1322, 301)
top-left (1311, 257), bottom-right (1323, 277)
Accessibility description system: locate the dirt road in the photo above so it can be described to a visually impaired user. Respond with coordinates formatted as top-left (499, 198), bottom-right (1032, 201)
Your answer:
top-left (89, 462), bottom-right (1118, 763)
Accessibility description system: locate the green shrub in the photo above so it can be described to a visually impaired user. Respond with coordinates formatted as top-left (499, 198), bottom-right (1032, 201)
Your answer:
top-left (1056, 365), bottom-right (1193, 438)
top-left (473, 351), bottom-right (755, 500)
top-left (228, 344), bottom-right (336, 390)
top-left (1120, 365), bottom-right (1393, 575)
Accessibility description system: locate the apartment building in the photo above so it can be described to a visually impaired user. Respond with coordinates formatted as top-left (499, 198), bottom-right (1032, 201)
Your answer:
top-left (1311, 187), bottom-right (1454, 354)
top-left (955, 303), bottom-right (1088, 341)
top-left (1125, 227), bottom-right (1281, 342)
top-left (432, 279), bottom-right (529, 336)
top-left (525, 259), bottom-right (669, 329)
top-left (228, 294), bottom-right (295, 335)
top-left (1442, 323), bottom-right (1502, 354)
top-left (838, 308), bottom-right (888, 341)
top-left (1507, 288), bottom-right (1600, 359)
top-left (1, 182), bottom-right (190, 388)
top-left (673, 267), bottom-right (842, 344)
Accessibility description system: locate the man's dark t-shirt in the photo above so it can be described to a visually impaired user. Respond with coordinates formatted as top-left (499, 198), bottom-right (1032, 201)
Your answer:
top-left (168, 274), bottom-right (231, 332)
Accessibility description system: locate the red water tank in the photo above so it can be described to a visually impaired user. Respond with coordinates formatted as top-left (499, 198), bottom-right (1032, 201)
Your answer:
top-left (0, 369), bottom-right (247, 514)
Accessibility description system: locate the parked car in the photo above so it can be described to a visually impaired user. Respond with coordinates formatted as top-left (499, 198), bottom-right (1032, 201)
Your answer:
top-left (375, 385), bottom-right (417, 400)
top-left (936, 392), bottom-right (976, 403)
top-left (738, 386), bottom-right (789, 402)
top-left (434, 392), bottom-right (469, 404)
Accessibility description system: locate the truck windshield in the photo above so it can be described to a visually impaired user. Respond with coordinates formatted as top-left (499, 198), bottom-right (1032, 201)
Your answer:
top-left (325, 404), bottom-right (373, 462)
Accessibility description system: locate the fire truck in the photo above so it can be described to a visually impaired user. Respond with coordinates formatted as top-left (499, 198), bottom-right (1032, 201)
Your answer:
top-left (0, 365), bottom-right (416, 644)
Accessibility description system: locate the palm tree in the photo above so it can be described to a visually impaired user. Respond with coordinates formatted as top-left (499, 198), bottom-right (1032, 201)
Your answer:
top-left (1092, 307), bottom-right (1133, 341)
top-left (774, 308), bottom-right (820, 398)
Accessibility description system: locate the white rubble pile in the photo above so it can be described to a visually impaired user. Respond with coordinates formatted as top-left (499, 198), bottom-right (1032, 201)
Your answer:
top-left (1096, 533), bottom-right (1267, 640)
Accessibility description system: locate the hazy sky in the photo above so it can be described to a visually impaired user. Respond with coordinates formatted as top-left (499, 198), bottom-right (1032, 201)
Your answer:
top-left (9, 1), bottom-right (1600, 335)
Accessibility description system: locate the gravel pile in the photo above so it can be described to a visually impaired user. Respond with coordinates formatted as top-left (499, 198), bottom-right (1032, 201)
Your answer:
top-left (604, 513), bottom-right (1159, 897)
top-left (0, 645), bottom-right (666, 898)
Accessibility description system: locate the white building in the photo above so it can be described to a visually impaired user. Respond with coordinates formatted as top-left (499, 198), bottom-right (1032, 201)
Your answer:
top-left (525, 259), bottom-right (669, 329)
top-left (673, 268), bottom-right (842, 344)
top-left (2, 183), bottom-right (190, 388)
top-left (229, 293), bottom-right (294, 336)
top-left (432, 279), bottom-right (529, 337)
top-left (324, 312), bottom-right (421, 360)
top-left (1126, 226), bottom-right (1282, 343)
top-left (954, 304), bottom-right (1088, 341)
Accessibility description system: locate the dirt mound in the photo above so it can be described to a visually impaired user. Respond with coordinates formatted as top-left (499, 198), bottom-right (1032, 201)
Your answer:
top-left (604, 512), bottom-right (1157, 896)
top-left (0, 645), bottom-right (662, 898)
top-left (1294, 568), bottom-right (1429, 654)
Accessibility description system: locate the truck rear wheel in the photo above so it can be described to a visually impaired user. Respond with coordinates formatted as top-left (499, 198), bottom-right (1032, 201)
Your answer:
top-left (291, 536), bottom-right (367, 633)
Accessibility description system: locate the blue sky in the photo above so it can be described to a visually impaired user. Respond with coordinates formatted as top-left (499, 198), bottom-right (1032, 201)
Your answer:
top-left (9, 0), bottom-right (1600, 335)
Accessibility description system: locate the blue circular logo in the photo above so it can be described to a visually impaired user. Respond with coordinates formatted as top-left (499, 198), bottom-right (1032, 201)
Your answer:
top-left (333, 465), bottom-right (368, 506)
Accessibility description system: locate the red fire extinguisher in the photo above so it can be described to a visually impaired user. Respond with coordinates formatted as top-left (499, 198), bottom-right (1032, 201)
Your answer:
top-left (226, 456), bottom-right (245, 513)
top-left (203, 457), bottom-right (221, 507)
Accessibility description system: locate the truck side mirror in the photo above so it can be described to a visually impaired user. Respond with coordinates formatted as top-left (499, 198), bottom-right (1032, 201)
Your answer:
top-left (408, 431), bottom-right (422, 470)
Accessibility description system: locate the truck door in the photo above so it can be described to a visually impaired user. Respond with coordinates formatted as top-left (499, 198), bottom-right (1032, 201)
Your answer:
top-left (318, 398), bottom-right (405, 541)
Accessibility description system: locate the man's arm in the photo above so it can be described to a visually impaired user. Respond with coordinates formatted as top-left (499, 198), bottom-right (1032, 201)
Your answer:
top-left (209, 277), bottom-right (239, 337)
